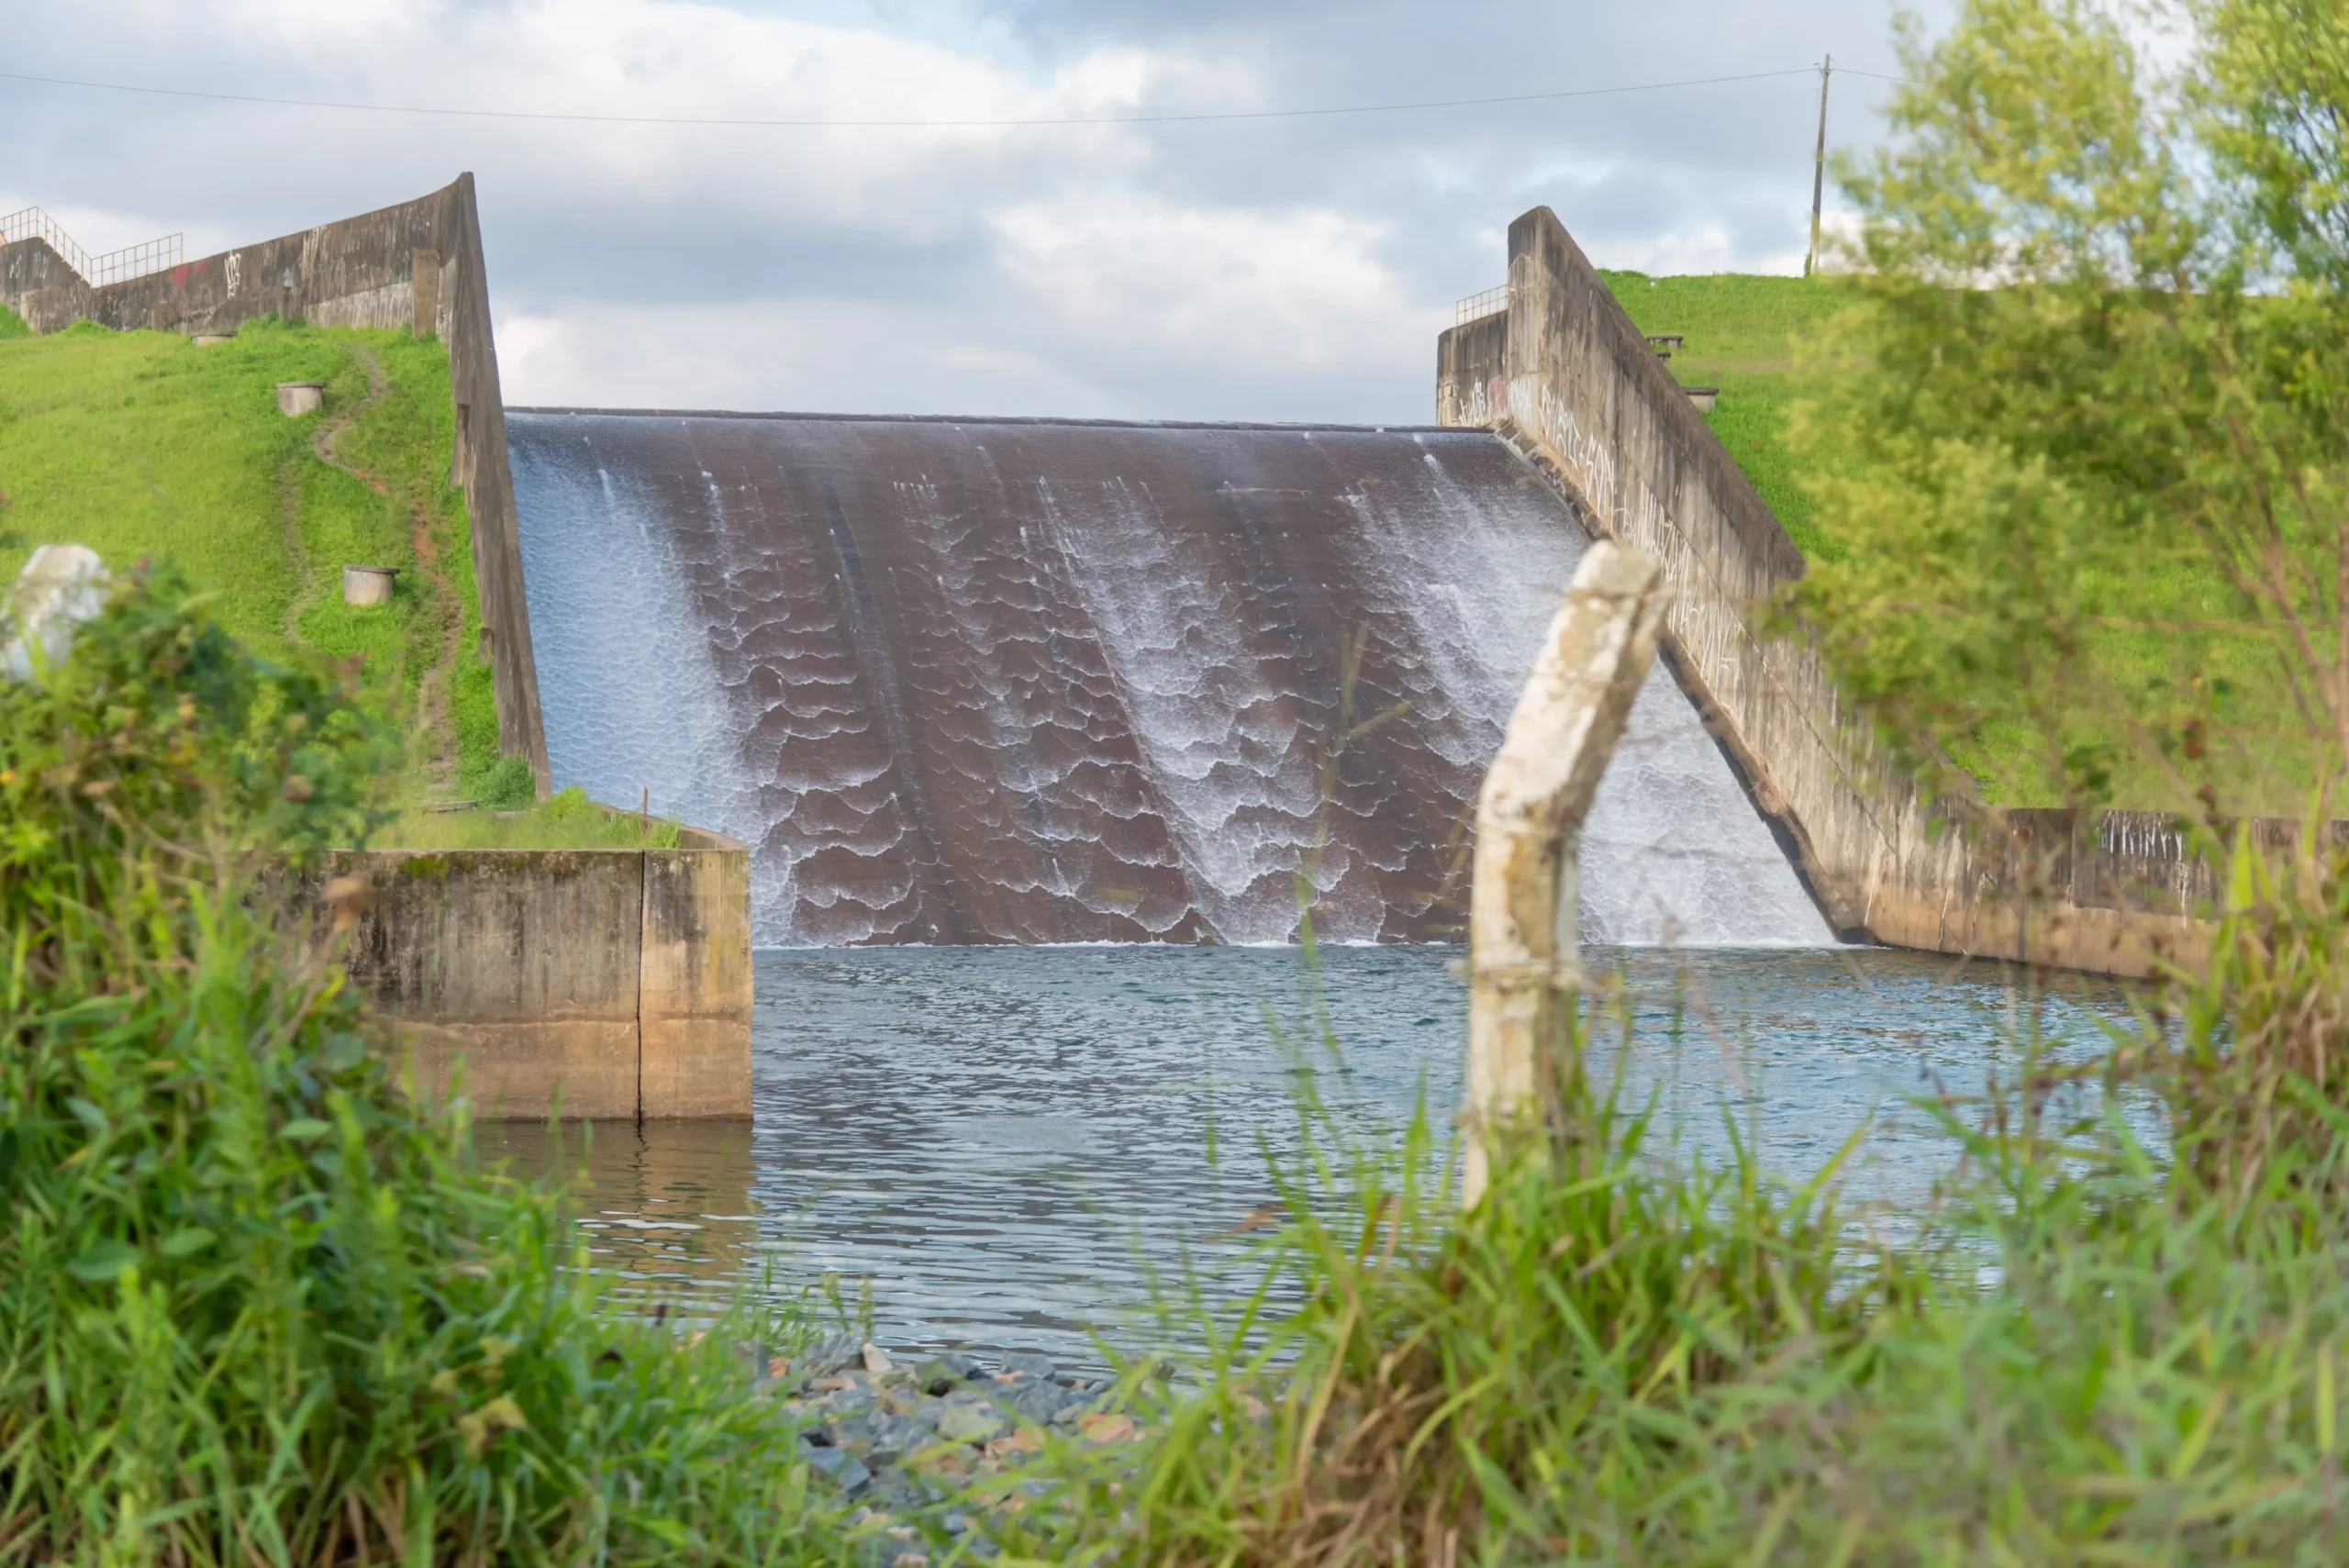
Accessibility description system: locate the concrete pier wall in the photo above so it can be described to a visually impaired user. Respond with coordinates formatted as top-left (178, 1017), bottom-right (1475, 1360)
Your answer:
top-left (299, 826), bottom-right (753, 1118)
top-left (1436, 206), bottom-right (2243, 979)
top-left (0, 176), bottom-right (550, 792)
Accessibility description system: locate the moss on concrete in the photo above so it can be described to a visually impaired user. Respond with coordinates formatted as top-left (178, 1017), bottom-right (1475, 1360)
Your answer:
top-left (380, 787), bottom-right (685, 851)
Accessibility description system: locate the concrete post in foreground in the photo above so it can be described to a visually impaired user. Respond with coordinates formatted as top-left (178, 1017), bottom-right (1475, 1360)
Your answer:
top-left (2, 544), bottom-right (109, 682)
top-left (1464, 542), bottom-right (1667, 1207)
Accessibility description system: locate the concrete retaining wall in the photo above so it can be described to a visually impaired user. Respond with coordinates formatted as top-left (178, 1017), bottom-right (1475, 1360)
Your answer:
top-left (301, 826), bottom-right (752, 1118)
top-left (1436, 206), bottom-right (2252, 979)
top-left (0, 176), bottom-right (550, 792)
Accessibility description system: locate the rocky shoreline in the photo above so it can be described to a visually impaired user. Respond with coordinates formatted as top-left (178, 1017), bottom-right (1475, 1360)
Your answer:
top-left (751, 1332), bottom-right (1138, 1556)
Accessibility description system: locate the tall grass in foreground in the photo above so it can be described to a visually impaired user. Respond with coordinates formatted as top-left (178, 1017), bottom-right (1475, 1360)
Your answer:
top-left (0, 570), bottom-right (841, 1565)
top-left (963, 862), bottom-right (2349, 1564)
top-left (22, 573), bottom-right (2349, 1566)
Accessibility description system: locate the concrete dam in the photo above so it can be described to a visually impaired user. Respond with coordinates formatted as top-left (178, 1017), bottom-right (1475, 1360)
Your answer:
top-left (5, 177), bottom-right (2223, 974)
top-left (508, 408), bottom-right (1831, 949)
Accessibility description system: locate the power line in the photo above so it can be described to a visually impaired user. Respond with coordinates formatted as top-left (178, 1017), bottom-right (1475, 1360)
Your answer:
top-left (0, 64), bottom-right (1860, 130)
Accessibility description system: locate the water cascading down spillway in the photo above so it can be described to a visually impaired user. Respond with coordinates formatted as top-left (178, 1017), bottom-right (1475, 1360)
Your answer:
top-left (509, 410), bottom-right (1831, 949)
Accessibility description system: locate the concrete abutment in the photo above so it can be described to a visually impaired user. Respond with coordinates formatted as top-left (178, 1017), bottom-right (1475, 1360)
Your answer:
top-left (1438, 205), bottom-right (2254, 979)
top-left (293, 827), bottom-right (754, 1120)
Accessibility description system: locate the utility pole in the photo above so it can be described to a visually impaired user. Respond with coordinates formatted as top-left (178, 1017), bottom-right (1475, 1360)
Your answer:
top-left (1805, 55), bottom-right (1832, 278)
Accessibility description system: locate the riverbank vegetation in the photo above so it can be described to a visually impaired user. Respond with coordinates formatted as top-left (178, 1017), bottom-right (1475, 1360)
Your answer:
top-left (1782, 0), bottom-right (2348, 817)
top-left (0, 567), bottom-right (838, 1562)
top-left (12, 1), bottom-right (2349, 1562)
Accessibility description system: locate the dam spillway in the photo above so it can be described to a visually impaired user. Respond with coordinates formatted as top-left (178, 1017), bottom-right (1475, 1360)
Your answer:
top-left (508, 409), bottom-right (1831, 950)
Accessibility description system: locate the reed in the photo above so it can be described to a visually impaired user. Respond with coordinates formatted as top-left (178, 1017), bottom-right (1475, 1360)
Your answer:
top-left (0, 567), bottom-right (842, 1566)
top-left (965, 925), bottom-right (2349, 1565)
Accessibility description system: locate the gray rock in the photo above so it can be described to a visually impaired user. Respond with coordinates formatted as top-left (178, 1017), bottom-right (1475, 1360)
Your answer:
top-left (935, 1403), bottom-right (1006, 1444)
top-left (863, 1414), bottom-right (934, 1462)
top-left (801, 1440), bottom-right (875, 1496)
top-left (1010, 1381), bottom-right (1083, 1425)
top-left (822, 1385), bottom-right (878, 1416)
top-left (994, 1352), bottom-right (1058, 1382)
top-left (803, 1332), bottom-right (863, 1378)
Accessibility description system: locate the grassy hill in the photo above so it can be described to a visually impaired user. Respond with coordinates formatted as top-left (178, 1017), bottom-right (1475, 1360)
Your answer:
top-left (0, 308), bottom-right (522, 807)
top-left (1598, 270), bottom-right (1851, 561)
top-left (1597, 272), bottom-right (2301, 813)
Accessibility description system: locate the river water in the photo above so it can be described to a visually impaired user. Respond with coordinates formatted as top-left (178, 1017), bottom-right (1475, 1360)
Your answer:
top-left (475, 943), bottom-right (2139, 1366)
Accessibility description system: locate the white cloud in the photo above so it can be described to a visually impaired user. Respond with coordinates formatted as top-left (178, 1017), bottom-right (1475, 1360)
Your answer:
top-left (991, 196), bottom-right (1417, 374)
top-left (496, 295), bottom-right (1116, 415)
top-left (1596, 223), bottom-right (1768, 277)
top-left (7, 0), bottom-right (1944, 420)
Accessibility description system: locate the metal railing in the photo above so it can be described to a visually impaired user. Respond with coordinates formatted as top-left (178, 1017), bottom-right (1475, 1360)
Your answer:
top-left (1453, 284), bottom-right (1511, 327)
top-left (0, 207), bottom-right (184, 287)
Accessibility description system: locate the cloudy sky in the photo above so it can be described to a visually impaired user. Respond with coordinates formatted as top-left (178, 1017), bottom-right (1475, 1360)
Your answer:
top-left (5, 0), bottom-right (1945, 423)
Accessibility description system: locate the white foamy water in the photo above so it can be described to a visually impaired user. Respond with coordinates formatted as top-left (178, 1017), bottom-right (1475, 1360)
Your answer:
top-left (509, 413), bottom-right (1832, 949)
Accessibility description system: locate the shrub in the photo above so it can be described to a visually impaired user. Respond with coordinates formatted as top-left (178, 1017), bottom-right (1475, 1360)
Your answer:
top-left (475, 752), bottom-right (537, 811)
top-left (0, 569), bottom-right (837, 1564)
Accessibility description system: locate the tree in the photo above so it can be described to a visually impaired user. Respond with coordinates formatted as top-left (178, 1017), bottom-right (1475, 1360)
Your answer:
top-left (1790, 0), bottom-right (2349, 817)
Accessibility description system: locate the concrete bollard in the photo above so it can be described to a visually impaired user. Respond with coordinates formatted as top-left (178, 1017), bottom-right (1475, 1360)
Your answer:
top-left (275, 381), bottom-right (326, 417)
top-left (192, 332), bottom-right (232, 347)
top-left (1684, 386), bottom-right (1720, 412)
top-left (3, 545), bottom-right (111, 682)
top-left (1462, 542), bottom-right (1668, 1207)
top-left (342, 565), bottom-right (398, 606)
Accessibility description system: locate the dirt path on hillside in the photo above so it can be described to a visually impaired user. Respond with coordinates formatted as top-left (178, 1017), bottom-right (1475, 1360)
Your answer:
top-left (313, 344), bottom-right (465, 794)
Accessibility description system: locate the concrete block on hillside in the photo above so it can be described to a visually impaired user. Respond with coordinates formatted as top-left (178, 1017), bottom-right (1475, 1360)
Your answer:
top-left (275, 380), bottom-right (325, 417)
top-left (342, 564), bottom-right (398, 606)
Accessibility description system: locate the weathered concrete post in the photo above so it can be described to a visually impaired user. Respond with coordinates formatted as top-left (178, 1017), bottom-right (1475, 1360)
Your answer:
top-left (2, 544), bottom-right (110, 682)
top-left (1464, 542), bottom-right (1668, 1207)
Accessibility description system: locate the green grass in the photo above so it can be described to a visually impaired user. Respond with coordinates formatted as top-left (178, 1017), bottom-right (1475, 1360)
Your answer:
top-left (381, 786), bottom-right (686, 851)
top-left (953, 871), bottom-right (2349, 1563)
top-left (2, 573), bottom-right (855, 1564)
top-left (1595, 272), bottom-right (2308, 810)
top-left (1598, 271), bottom-right (1856, 561)
top-left (0, 316), bottom-right (507, 806)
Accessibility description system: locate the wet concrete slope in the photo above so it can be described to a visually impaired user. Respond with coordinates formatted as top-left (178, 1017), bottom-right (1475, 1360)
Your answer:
top-left (510, 410), bottom-right (1830, 949)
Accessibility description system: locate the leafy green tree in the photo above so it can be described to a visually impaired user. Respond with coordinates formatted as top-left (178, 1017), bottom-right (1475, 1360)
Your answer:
top-left (1791, 0), bottom-right (2349, 814)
